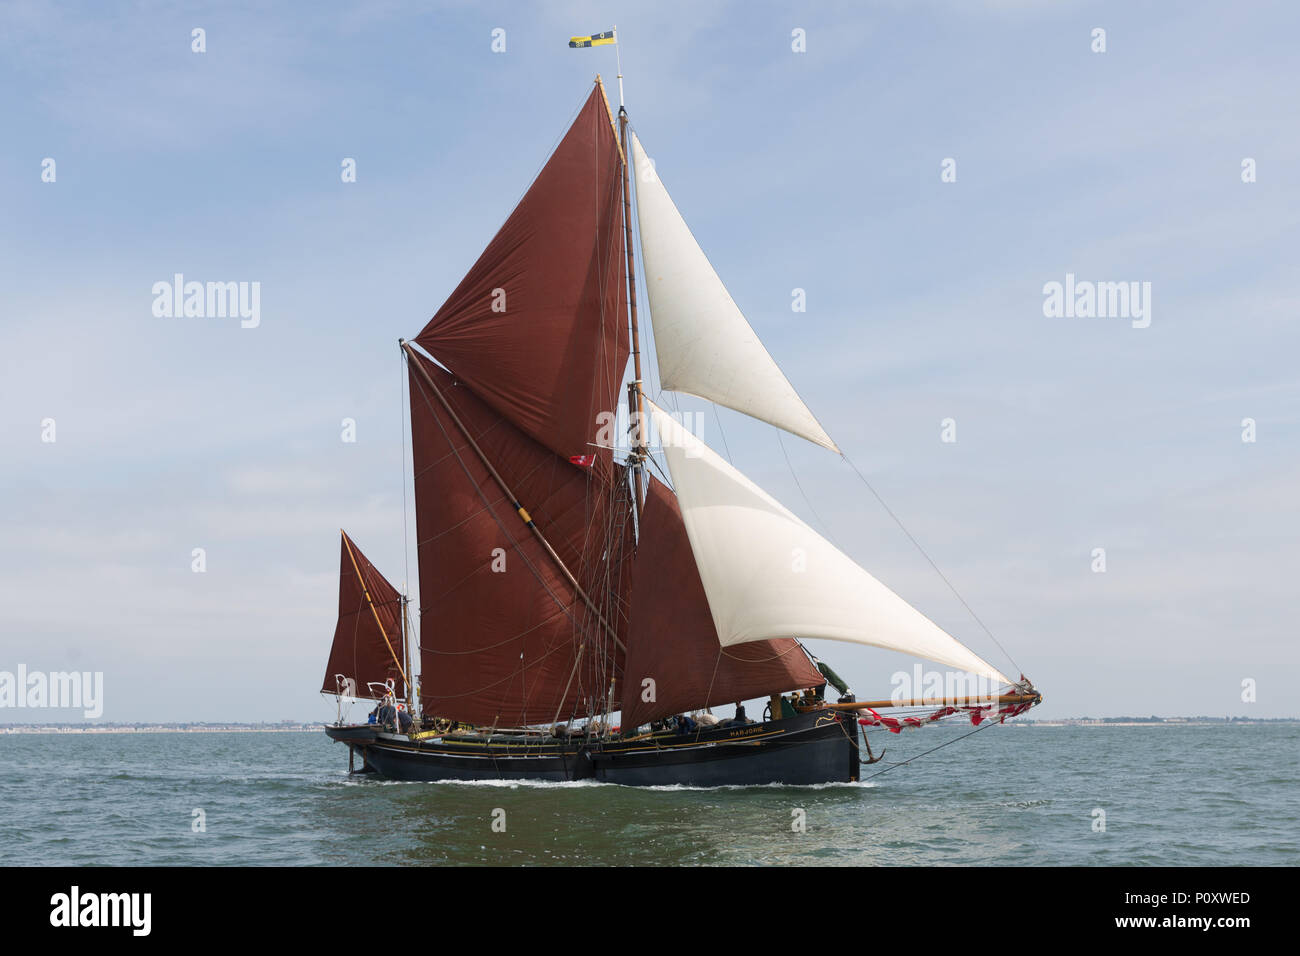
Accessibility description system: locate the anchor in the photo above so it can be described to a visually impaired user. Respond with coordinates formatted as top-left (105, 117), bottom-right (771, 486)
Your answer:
top-left (860, 730), bottom-right (885, 765)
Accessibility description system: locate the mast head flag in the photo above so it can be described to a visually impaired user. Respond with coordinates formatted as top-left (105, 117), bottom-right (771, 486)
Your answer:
top-left (570, 28), bottom-right (623, 107)
top-left (569, 30), bottom-right (616, 48)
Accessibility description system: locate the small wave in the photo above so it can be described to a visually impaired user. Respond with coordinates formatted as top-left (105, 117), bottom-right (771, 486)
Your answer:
top-left (327, 776), bottom-right (876, 792)
top-left (634, 780), bottom-right (877, 792)
top-left (333, 776), bottom-right (608, 789)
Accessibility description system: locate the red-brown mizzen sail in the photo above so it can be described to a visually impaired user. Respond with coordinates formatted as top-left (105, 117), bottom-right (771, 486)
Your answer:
top-left (621, 476), bottom-right (824, 729)
top-left (321, 531), bottom-right (406, 701)
top-left (415, 81), bottom-right (628, 474)
top-left (408, 352), bottom-right (628, 727)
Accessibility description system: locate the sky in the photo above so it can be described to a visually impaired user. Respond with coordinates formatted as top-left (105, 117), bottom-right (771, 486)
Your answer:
top-left (1, 0), bottom-right (1297, 723)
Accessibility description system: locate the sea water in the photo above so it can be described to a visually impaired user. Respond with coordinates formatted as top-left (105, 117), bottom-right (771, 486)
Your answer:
top-left (1, 724), bottom-right (1295, 866)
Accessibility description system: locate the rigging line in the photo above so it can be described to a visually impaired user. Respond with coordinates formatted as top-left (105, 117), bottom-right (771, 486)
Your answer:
top-left (685, 651), bottom-right (726, 744)
top-left (777, 428), bottom-right (839, 550)
top-left (422, 628), bottom-right (579, 703)
top-left (642, 390), bottom-right (683, 488)
top-left (860, 710), bottom-right (999, 782)
top-left (420, 604), bottom-right (570, 655)
top-left (718, 641), bottom-right (814, 665)
top-left (645, 452), bottom-right (673, 489)
top-left (347, 595), bottom-right (365, 695)
top-left (711, 402), bottom-right (733, 465)
top-left (839, 451), bottom-right (1023, 679)
top-left (793, 639), bottom-right (821, 672)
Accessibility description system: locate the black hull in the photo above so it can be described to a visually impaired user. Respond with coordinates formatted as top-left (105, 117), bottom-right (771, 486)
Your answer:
top-left (325, 710), bottom-right (857, 787)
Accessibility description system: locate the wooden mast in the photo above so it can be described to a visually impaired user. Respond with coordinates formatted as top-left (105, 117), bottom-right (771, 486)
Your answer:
top-left (598, 71), bottom-right (641, 736)
top-left (616, 105), bottom-right (642, 515)
top-left (595, 68), bottom-right (644, 520)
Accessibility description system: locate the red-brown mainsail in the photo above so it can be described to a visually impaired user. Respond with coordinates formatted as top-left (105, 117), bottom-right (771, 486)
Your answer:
top-left (321, 531), bottom-right (406, 701)
top-left (621, 477), bottom-right (823, 729)
top-left (407, 353), bottom-right (628, 727)
top-left (405, 82), bottom-right (634, 728)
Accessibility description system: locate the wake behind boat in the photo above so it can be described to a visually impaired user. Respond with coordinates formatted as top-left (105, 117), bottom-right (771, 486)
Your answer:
top-left (320, 56), bottom-right (1039, 786)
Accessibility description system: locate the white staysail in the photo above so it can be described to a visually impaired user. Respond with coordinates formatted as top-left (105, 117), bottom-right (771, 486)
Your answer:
top-left (629, 131), bottom-right (839, 453)
top-left (647, 400), bottom-right (1011, 685)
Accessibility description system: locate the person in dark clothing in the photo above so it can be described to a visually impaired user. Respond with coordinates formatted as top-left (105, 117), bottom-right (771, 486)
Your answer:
top-left (675, 714), bottom-right (697, 735)
top-left (734, 702), bottom-right (747, 722)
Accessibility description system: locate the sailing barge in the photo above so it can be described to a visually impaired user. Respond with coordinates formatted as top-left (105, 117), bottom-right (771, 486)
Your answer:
top-left (322, 76), bottom-right (1038, 785)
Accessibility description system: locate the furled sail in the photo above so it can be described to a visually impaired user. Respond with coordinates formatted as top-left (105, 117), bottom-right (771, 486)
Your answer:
top-left (415, 82), bottom-right (629, 472)
top-left (621, 476), bottom-right (824, 729)
top-left (321, 531), bottom-right (406, 701)
top-left (646, 401), bottom-right (1011, 684)
top-left (628, 130), bottom-right (838, 453)
top-left (408, 352), bottom-right (628, 727)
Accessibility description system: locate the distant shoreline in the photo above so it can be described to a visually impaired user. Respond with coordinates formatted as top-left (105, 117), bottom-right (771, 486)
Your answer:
top-left (1018, 719), bottom-right (1298, 727)
top-left (2, 717), bottom-right (1296, 735)
top-left (1, 723), bottom-right (321, 735)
